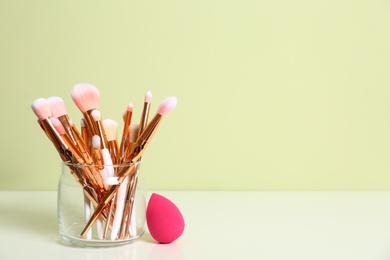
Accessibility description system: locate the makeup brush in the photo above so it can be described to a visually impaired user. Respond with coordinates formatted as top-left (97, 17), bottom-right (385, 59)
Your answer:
top-left (91, 135), bottom-right (107, 240)
top-left (71, 83), bottom-right (108, 148)
top-left (120, 103), bottom-right (133, 160)
top-left (126, 96), bottom-right (177, 163)
top-left (138, 91), bottom-right (152, 136)
top-left (120, 92), bottom-right (151, 237)
top-left (123, 96), bottom-right (177, 236)
top-left (119, 123), bottom-right (141, 238)
top-left (31, 98), bottom-right (62, 151)
top-left (103, 119), bottom-right (119, 164)
top-left (80, 96), bottom-right (177, 238)
top-left (96, 118), bottom-right (120, 240)
top-left (110, 175), bottom-right (129, 240)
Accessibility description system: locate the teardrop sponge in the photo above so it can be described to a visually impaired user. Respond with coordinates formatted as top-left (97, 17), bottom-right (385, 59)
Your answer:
top-left (146, 193), bottom-right (185, 243)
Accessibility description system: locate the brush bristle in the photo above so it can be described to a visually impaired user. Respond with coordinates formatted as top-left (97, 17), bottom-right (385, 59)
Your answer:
top-left (71, 83), bottom-right (100, 113)
top-left (157, 96), bottom-right (177, 116)
top-left (127, 103), bottom-right (134, 112)
top-left (145, 91), bottom-right (152, 103)
top-left (50, 117), bottom-right (66, 135)
top-left (91, 109), bottom-right (101, 121)
top-left (103, 119), bottom-right (118, 141)
top-left (47, 96), bottom-right (67, 117)
top-left (129, 124), bottom-right (139, 142)
top-left (123, 103), bottom-right (133, 120)
top-left (31, 98), bottom-right (52, 120)
top-left (92, 135), bottom-right (101, 149)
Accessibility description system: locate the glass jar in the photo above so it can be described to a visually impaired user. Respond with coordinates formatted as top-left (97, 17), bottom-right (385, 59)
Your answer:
top-left (57, 161), bottom-right (146, 247)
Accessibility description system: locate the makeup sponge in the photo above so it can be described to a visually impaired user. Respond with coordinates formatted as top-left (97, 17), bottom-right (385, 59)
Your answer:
top-left (146, 193), bottom-right (185, 243)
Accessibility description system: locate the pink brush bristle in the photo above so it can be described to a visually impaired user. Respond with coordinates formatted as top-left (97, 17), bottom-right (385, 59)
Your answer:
top-left (50, 117), bottom-right (66, 135)
top-left (31, 98), bottom-right (52, 120)
top-left (157, 96), bottom-right (177, 116)
top-left (71, 83), bottom-right (100, 113)
top-left (47, 96), bottom-right (67, 117)
top-left (127, 103), bottom-right (133, 112)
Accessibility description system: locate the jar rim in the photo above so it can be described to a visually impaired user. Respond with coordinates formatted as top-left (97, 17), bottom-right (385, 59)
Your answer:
top-left (63, 161), bottom-right (140, 168)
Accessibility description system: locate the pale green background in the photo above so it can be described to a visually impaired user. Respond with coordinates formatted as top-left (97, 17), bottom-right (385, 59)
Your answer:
top-left (1, 0), bottom-right (390, 190)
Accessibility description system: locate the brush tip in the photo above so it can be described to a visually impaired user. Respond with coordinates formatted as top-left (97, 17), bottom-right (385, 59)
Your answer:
top-left (127, 103), bottom-right (134, 112)
top-left (92, 135), bottom-right (101, 149)
top-left (91, 109), bottom-right (101, 121)
top-left (47, 96), bottom-right (67, 117)
top-left (145, 91), bottom-right (152, 103)
top-left (31, 98), bottom-right (52, 120)
top-left (157, 96), bottom-right (177, 116)
top-left (129, 124), bottom-right (139, 142)
top-left (103, 119), bottom-right (118, 141)
top-left (71, 83), bottom-right (100, 113)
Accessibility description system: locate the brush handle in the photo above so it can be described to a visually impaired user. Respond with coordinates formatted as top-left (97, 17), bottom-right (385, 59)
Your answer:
top-left (110, 176), bottom-right (129, 240)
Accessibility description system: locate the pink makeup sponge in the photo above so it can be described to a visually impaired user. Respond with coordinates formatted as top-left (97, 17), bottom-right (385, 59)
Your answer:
top-left (146, 193), bottom-right (185, 243)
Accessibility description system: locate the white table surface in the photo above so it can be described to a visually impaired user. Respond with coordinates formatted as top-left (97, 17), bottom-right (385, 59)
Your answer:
top-left (1, 190), bottom-right (390, 259)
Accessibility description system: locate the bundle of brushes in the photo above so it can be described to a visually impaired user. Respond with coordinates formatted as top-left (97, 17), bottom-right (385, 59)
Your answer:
top-left (31, 83), bottom-right (177, 240)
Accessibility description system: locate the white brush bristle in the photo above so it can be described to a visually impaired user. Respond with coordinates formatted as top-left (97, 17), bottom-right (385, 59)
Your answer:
top-left (47, 96), bottom-right (67, 117)
top-left (31, 98), bottom-right (51, 120)
top-left (91, 109), bottom-right (101, 121)
top-left (129, 124), bottom-right (139, 142)
top-left (123, 103), bottom-right (133, 121)
top-left (103, 119), bottom-right (118, 141)
top-left (50, 117), bottom-right (66, 135)
top-left (92, 135), bottom-right (101, 149)
top-left (157, 96), bottom-right (177, 116)
top-left (145, 91), bottom-right (152, 103)
top-left (127, 103), bottom-right (133, 112)
top-left (71, 83), bottom-right (100, 113)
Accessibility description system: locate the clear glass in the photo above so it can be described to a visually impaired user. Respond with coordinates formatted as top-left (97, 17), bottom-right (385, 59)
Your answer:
top-left (58, 161), bottom-right (146, 247)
